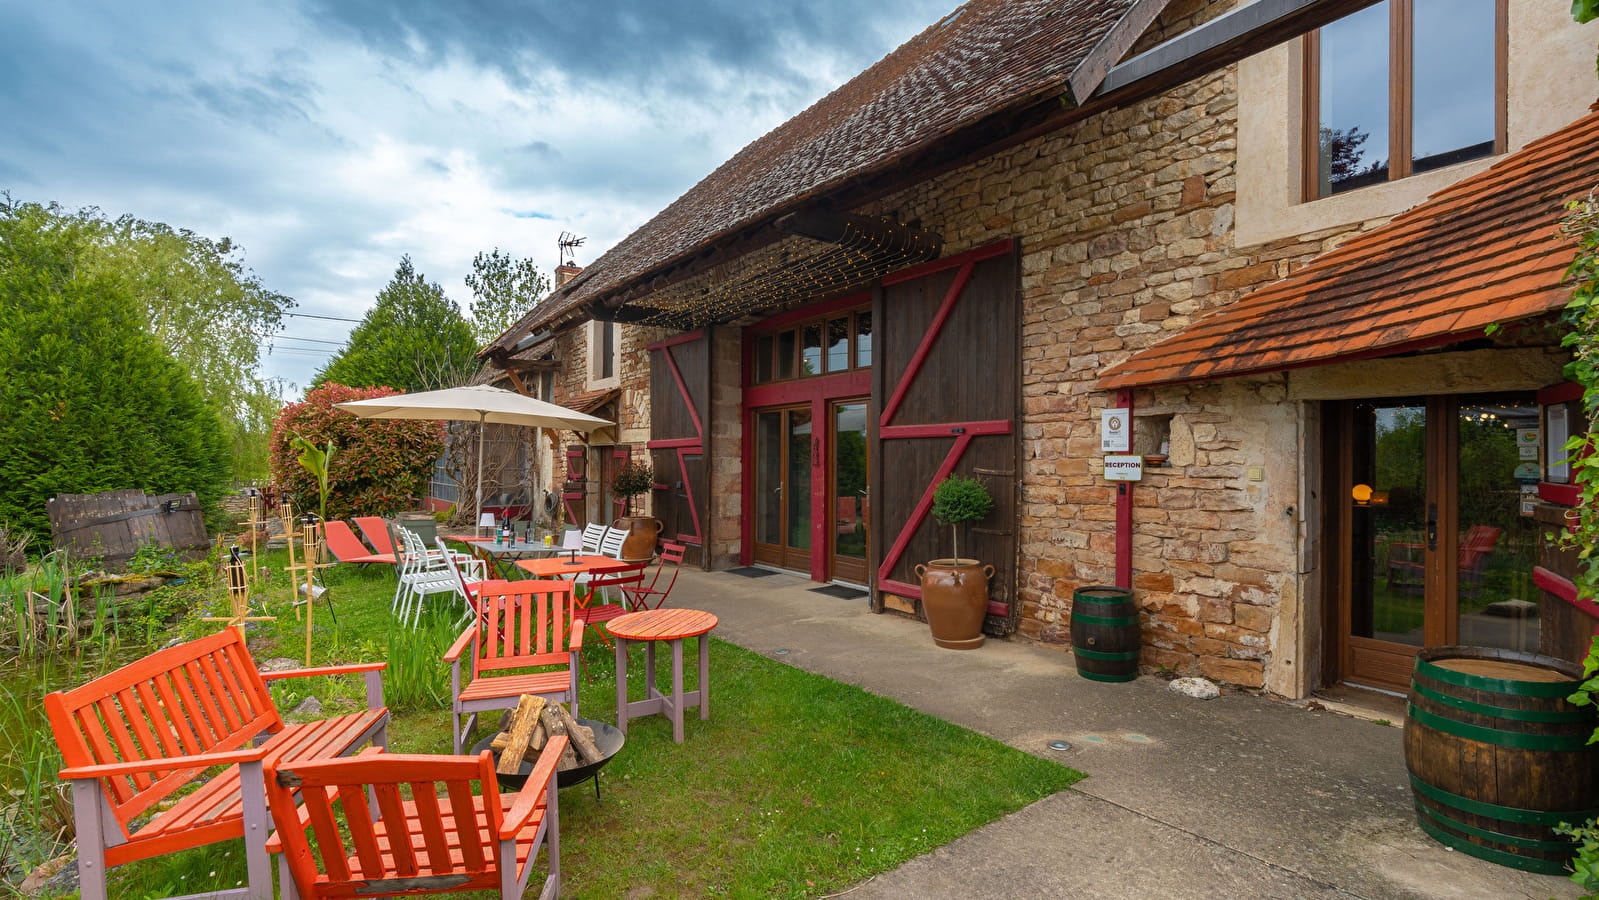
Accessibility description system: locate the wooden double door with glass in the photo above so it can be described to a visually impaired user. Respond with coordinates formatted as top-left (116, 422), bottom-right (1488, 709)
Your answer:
top-left (751, 400), bottom-right (870, 584)
top-left (1327, 394), bottom-right (1540, 691)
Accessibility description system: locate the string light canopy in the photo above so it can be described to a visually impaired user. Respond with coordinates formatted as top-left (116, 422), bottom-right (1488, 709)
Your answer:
top-left (600, 212), bottom-right (943, 329)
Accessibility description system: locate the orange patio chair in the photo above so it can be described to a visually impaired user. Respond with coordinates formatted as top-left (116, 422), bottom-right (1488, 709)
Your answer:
top-left (445, 580), bottom-right (582, 754)
top-left (322, 519), bottom-right (396, 566)
top-left (265, 741), bottom-right (565, 900)
top-left (354, 516), bottom-right (399, 558)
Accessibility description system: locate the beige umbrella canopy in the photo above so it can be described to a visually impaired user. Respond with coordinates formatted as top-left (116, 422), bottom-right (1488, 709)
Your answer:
top-left (335, 384), bottom-right (612, 529)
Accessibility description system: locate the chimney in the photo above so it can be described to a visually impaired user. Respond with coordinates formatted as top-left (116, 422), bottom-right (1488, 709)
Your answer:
top-left (555, 264), bottom-right (583, 288)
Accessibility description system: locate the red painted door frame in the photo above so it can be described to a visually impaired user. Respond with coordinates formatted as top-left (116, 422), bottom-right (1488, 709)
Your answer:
top-left (739, 297), bottom-right (871, 581)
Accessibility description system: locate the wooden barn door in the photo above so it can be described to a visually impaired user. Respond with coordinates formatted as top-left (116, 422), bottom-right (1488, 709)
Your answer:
top-left (872, 240), bottom-right (1018, 633)
top-left (648, 330), bottom-right (713, 568)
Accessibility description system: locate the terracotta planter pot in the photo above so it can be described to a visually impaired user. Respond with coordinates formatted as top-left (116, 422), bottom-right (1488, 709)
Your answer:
top-left (612, 515), bottom-right (664, 562)
top-left (917, 558), bottom-right (994, 650)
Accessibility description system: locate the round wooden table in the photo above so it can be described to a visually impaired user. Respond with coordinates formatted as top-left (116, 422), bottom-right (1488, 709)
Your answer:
top-left (608, 608), bottom-right (717, 743)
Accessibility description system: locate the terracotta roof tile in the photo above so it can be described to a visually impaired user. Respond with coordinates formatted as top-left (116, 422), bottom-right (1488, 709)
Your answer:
top-left (491, 0), bottom-right (1146, 346)
top-left (1099, 109), bottom-right (1599, 390)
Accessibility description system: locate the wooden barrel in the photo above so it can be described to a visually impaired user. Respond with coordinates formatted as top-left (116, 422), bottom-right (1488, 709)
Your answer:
top-left (1404, 646), bottom-right (1599, 874)
top-left (1070, 586), bottom-right (1139, 683)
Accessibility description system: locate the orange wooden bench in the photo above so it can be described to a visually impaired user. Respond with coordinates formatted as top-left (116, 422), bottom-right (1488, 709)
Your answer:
top-left (44, 627), bottom-right (390, 900)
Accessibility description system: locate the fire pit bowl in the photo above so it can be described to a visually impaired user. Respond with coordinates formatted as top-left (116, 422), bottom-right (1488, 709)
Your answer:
top-left (472, 718), bottom-right (625, 798)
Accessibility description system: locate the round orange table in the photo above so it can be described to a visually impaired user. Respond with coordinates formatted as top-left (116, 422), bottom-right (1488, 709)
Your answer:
top-left (609, 608), bottom-right (717, 743)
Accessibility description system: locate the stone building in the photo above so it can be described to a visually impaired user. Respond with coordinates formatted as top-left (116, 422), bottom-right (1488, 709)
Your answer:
top-left (473, 0), bottom-right (1599, 699)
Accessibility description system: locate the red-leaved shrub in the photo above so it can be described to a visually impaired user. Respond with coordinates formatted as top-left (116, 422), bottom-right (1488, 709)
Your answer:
top-left (268, 383), bottom-right (445, 519)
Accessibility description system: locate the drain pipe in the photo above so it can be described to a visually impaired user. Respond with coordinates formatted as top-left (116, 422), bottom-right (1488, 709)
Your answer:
top-left (1115, 388), bottom-right (1134, 589)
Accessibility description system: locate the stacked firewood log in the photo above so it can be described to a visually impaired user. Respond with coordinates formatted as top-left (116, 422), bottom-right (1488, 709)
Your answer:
top-left (490, 694), bottom-right (603, 773)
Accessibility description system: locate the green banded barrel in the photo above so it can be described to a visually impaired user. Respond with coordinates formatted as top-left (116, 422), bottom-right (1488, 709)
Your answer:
top-left (1404, 646), bottom-right (1599, 874)
top-left (1070, 586), bottom-right (1139, 683)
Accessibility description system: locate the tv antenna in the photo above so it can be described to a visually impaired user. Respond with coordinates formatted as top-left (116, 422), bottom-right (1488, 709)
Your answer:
top-left (558, 232), bottom-right (586, 267)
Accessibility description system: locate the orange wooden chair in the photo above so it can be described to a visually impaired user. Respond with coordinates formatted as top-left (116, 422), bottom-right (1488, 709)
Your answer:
top-left (323, 519), bottom-right (398, 566)
top-left (265, 741), bottom-right (565, 900)
top-left (627, 542), bottom-right (687, 610)
top-left (444, 580), bottom-right (582, 753)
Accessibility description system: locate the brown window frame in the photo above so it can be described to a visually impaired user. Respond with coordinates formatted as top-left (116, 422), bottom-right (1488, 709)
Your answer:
top-left (1301, 0), bottom-right (1507, 202)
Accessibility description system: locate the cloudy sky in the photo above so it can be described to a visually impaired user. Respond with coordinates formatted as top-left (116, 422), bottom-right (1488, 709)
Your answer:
top-left (1, 0), bottom-right (956, 391)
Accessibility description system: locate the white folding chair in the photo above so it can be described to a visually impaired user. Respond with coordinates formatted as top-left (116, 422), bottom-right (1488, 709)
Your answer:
top-left (395, 529), bottom-right (466, 628)
top-left (580, 522), bottom-right (607, 553)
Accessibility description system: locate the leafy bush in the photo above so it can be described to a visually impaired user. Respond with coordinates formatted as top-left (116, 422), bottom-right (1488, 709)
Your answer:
top-left (268, 383), bottom-right (445, 519)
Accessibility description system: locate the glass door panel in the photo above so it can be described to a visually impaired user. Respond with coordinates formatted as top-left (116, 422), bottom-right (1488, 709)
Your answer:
top-left (1454, 399), bottom-right (1540, 653)
top-left (1353, 401), bottom-right (1428, 647)
top-left (787, 409), bottom-right (813, 554)
top-left (831, 402), bottom-right (869, 584)
top-left (755, 411), bottom-right (783, 546)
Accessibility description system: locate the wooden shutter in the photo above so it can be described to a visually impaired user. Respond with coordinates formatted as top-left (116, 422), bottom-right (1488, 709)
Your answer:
top-left (872, 240), bottom-right (1019, 634)
top-left (648, 329), bottom-right (713, 568)
top-left (561, 447), bottom-right (586, 528)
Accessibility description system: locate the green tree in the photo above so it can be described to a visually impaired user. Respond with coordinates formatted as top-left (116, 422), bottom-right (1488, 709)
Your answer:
top-left (1, 198), bottom-right (294, 483)
top-left (0, 202), bottom-right (229, 540)
top-left (464, 248), bottom-right (550, 345)
top-left (314, 256), bottom-right (477, 392)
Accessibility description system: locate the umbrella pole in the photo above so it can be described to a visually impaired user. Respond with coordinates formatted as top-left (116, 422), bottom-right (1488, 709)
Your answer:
top-left (476, 412), bottom-right (487, 535)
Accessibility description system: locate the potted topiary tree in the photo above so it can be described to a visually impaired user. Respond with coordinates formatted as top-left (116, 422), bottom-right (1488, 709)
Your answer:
top-left (916, 474), bottom-right (995, 649)
top-left (611, 459), bottom-right (663, 562)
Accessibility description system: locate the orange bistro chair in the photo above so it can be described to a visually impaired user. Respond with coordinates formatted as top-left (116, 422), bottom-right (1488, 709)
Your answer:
top-left (444, 580), bottom-right (582, 753)
top-left (265, 741), bottom-right (565, 899)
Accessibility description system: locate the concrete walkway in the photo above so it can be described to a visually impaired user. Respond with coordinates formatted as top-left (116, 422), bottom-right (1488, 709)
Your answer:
top-left (671, 568), bottom-right (1580, 900)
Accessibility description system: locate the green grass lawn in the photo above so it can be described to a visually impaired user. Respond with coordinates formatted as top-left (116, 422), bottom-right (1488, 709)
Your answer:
top-left (18, 548), bottom-right (1081, 898)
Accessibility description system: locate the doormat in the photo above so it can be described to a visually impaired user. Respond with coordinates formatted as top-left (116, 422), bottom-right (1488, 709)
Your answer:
top-left (809, 584), bottom-right (867, 600)
top-left (726, 566), bottom-right (776, 578)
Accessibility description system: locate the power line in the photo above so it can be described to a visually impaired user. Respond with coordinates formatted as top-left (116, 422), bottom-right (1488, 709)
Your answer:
top-left (274, 334), bottom-right (348, 345)
top-left (287, 311), bottom-right (366, 322)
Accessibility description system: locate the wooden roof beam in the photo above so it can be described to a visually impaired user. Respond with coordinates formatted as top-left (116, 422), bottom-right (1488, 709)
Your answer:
top-left (1094, 0), bottom-right (1384, 102)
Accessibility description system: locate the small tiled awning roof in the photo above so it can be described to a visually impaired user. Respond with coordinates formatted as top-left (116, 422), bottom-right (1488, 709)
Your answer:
top-left (1098, 105), bottom-right (1599, 390)
top-left (566, 388), bottom-right (618, 416)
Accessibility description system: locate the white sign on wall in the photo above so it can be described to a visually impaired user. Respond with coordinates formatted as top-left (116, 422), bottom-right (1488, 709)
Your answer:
top-left (1101, 408), bottom-right (1131, 453)
top-left (1103, 455), bottom-right (1144, 481)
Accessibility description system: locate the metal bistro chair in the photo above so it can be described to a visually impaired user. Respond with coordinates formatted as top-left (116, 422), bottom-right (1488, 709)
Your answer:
top-left (574, 562), bottom-right (648, 649)
top-left (627, 541), bottom-right (687, 610)
top-left (265, 741), bottom-right (565, 900)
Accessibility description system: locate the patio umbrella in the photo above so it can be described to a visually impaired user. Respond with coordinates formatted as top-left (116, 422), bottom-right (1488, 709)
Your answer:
top-left (334, 384), bottom-right (612, 529)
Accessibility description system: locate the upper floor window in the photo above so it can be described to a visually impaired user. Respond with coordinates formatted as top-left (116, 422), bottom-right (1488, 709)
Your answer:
top-left (1305, 0), bottom-right (1503, 199)
top-left (589, 319), bottom-right (616, 382)
top-left (752, 307), bottom-right (872, 385)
